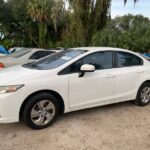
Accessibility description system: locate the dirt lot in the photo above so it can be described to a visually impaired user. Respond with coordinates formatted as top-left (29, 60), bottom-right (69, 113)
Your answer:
top-left (0, 102), bottom-right (150, 150)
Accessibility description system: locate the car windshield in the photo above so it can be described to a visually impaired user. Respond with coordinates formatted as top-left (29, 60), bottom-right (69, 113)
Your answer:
top-left (23, 49), bottom-right (87, 70)
top-left (8, 49), bottom-right (31, 58)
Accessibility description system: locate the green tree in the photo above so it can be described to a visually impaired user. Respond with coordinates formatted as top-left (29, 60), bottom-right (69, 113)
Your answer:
top-left (27, 0), bottom-right (53, 48)
top-left (0, 0), bottom-right (142, 49)
top-left (27, 0), bottom-right (65, 48)
top-left (65, 0), bottom-right (111, 46)
top-left (0, 0), bottom-right (39, 48)
top-left (91, 14), bottom-right (150, 52)
top-left (51, 0), bottom-right (65, 37)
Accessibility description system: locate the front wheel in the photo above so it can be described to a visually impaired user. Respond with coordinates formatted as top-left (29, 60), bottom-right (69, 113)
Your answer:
top-left (134, 82), bottom-right (150, 106)
top-left (22, 93), bottom-right (59, 129)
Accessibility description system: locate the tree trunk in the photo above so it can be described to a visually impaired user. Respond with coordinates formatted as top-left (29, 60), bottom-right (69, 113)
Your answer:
top-left (38, 22), bottom-right (47, 48)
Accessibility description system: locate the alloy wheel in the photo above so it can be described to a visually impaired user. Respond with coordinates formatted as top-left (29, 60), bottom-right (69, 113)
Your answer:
top-left (31, 100), bottom-right (55, 126)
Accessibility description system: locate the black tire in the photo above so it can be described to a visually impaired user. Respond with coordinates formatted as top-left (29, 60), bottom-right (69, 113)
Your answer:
top-left (22, 92), bottom-right (60, 129)
top-left (134, 82), bottom-right (150, 106)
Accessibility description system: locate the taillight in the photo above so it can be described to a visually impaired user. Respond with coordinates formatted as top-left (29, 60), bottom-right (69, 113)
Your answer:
top-left (0, 63), bottom-right (5, 68)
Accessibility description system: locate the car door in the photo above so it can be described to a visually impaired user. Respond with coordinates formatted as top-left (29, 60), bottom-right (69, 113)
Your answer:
top-left (62, 51), bottom-right (117, 109)
top-left (115, 51), bottom-right (144, 101)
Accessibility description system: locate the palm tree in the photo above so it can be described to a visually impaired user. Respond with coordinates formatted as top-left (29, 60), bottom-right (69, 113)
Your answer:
top-left (66, 0), bottom-right (111, 45)
top-left (27, 0), bottom-right (138, 47)
top-left (51, 0), bottom-right (65, 37)
top-left (124, 0), bottom-right (138, 4)
top-left (66, 0), bottom-right (138, 46)
top-left (27, 0), bottom-right (65, 47)
top-left (27, 0), bottom-right (52, 48)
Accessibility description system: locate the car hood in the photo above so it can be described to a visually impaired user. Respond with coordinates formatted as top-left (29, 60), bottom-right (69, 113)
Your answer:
top-left (0, 65), bottom-right (41, 85)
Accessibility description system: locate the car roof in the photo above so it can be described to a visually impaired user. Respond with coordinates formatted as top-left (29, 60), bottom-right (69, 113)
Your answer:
top-left (27, 48), bottom-right (48, 51)
top-left (71, 47), bottom-right (133, 52)
top-left (20, 48), bottom-right (60, 52)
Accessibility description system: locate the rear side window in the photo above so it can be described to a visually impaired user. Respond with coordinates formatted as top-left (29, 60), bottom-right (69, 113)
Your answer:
top-left (117, 52), bottom-right (143, 67)
top-left (29, 51), bottom-right (55, 60)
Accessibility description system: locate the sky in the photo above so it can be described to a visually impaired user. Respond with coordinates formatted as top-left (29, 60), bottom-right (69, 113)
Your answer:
top-left (4, 0), bottom-right (150, 19)
top-left (111, 0), bottom-right (150, 18)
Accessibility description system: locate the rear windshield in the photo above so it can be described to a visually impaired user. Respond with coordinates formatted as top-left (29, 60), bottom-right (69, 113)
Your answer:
top-left (23, 49), bottom-right (87, 70)
top-left (9, 49), bottom-right (31, 58)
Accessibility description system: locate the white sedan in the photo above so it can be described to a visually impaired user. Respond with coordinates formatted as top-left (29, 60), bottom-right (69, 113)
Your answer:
top-left (0, 47), bottom-right (150, 129)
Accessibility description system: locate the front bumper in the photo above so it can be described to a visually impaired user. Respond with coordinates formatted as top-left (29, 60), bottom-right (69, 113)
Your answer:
top-left (0, 92), bottom-right (24, 123)
top-left (0, 117), bottom-right (18, 123)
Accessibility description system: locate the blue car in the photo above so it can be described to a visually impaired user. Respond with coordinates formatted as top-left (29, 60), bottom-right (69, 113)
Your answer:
top-left (0, 46), bottom-right (10, 55)
top-left (144, 53), bottom-right (150, 58)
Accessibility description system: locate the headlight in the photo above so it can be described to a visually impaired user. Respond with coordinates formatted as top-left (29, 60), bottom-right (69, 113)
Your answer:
top-left (0, 85), bottom-right (24, 94)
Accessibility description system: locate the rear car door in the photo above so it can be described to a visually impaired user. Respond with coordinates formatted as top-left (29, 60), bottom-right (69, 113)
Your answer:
top-left (115, 51), bottom-right (144, 101)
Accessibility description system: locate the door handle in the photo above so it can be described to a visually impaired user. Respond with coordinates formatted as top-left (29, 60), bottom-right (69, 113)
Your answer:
top-left (106, 74), bottom-right (116, 79)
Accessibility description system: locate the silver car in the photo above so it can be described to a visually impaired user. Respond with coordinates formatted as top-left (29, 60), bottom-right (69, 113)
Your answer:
top-left (9, 47), bottom-right (27, 53)
top-left (0, 48), bottom-right (58, 69)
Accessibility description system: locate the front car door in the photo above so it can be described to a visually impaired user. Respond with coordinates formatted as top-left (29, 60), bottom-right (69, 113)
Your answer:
top-left (60, 51), bottom-right (117, 110)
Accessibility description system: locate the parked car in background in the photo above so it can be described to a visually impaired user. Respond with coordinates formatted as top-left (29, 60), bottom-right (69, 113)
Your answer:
top-left (143, 53), bottom-right (150, 58)
top-left (0, 48), bottom-right (58, 69)
top-left (0, 45), bottom-right (10, 56)
top-left (9, 47), bottom-right (25, 53)
top-left (9, 47), bottom-right (65, 54)
top-left (0, 47), bottom-right (150, 129)
top-left (49, 47), bottom-right (66, 51)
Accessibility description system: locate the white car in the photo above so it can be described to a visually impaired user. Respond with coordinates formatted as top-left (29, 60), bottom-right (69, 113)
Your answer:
top-left (0, 47), bottom-right (150, 129)
top-left (0, 48), bottom-right (59, 69)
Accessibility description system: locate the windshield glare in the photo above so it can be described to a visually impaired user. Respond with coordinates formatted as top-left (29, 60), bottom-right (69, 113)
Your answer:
top-left (23, 49), bottom-right (87, 70)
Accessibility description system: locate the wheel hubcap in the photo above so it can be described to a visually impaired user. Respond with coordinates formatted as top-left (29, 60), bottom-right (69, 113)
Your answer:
top-left (141, 87), bottom-right (150, 103)
top-left (31, 100), bottom-right (55, 126)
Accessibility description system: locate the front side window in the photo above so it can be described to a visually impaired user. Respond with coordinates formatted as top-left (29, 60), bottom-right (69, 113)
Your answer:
top-left (117, 52), bottom-right (143, 67)
top-left (60, 51), bottom-right (113, 74)
top-left (29, 51), bottom-right (55, 60)
top-left (82, 51), bottom-right (113, 70)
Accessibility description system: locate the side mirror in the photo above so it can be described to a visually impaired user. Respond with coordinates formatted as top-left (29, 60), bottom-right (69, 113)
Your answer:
top-left (79, 64), bottom-right (95, 77)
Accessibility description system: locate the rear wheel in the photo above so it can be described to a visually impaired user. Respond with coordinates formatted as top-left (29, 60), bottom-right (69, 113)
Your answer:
top-left (135, 82), bottom-right (150, 106)
top-left (22, 93), bottom-right (59, 129)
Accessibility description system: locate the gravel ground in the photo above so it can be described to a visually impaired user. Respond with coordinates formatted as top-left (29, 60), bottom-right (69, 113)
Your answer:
top-left (0, 102), bottom-right (150, 150)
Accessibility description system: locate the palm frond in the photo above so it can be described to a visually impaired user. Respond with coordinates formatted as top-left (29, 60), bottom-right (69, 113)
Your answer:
top-left (124, 0), bottom-right (138, 5)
